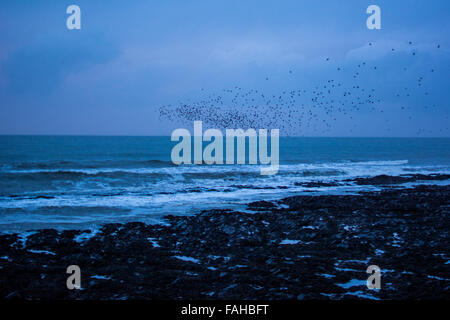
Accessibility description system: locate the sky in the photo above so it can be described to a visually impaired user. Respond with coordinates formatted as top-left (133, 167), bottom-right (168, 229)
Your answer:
top-left (0, 0), bottom-right (449, 136)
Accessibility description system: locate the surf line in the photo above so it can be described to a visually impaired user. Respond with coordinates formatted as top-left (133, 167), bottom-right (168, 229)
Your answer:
top-left (171, 121), bottom-right (279, 175)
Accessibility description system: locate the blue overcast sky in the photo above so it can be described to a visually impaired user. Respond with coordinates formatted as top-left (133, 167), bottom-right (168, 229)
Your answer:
top-left (0, 0), bottom-right (449, 136)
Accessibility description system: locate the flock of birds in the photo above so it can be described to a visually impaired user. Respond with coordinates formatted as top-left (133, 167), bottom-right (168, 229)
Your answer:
top-left (159, 41), bottom-right (447, 136)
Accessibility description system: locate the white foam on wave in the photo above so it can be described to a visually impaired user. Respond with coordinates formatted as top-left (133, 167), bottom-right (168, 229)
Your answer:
top-left (74, 229), bottom-right (100, 243)
top-left (336, 279), bottom-right (367, 289)
top-left (1, 158), bottom-right (450, 232)
top-left (28, 249), bottom-right (56, 255)
top-left (173, 256), bottom-right (200, 264)
top-left (280, 239), bottom-right (301, 245)
top-left (0, 159), bottom-right (409, 174)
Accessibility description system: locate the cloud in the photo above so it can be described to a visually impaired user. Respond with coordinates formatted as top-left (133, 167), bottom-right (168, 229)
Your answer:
top-left (1, 33), bottom-right (120, 95)
top-left (346, 40), bottom-right (445, 62)
top-left (101, 32), bottom-right (311, 74)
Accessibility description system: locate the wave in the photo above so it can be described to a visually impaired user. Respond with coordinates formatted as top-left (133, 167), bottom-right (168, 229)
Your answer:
top-left (0, 170), bottom-right (169, 180)
top-left (346, 160), bottom-right (409, 165)
top-left (3, 160), bottom-right (448, 184)
top-left (3, 159), bottom-right (176, 172)
top-left (1, 159), bottom-right (449, 200)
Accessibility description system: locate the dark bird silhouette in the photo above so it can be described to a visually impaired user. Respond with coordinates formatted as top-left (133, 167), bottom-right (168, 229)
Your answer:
top-left (158, 39), bottom-right (442, 136)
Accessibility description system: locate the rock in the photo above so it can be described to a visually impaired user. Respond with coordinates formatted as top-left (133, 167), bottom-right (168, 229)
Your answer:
top-left (247, 200), bottom-right (276, 210)
top-left (294, 181), bottom-right (340, 188)
top-left (349, 174), bottom-right (450, 185)
top-left (0, 183), bottom-right (449, 300)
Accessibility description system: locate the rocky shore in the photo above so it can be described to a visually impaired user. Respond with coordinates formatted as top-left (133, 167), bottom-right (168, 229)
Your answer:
top-left (0, 180), bottom-right (449, 300)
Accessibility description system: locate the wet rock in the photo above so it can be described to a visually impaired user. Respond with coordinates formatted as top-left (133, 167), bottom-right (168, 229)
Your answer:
top-left (247, 200), bottom-right (276, 210)
top-left (349, 174), bottom-right (450, 185)
top-left (0, 183), bottom-right (449, 300)
top-left (294, 181), bottom-right (340, 188)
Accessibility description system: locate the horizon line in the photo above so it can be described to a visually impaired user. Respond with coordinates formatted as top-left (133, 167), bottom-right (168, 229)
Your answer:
top-left (0, 134), bottom-right (449, 139)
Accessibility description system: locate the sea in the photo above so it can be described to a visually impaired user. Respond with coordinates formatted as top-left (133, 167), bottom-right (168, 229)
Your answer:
top-left (0, 136), bottom-right (449, 232)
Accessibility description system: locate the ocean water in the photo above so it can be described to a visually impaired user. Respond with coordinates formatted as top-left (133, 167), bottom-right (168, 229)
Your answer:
top-left (0, 136), bottom-right (449, 232)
